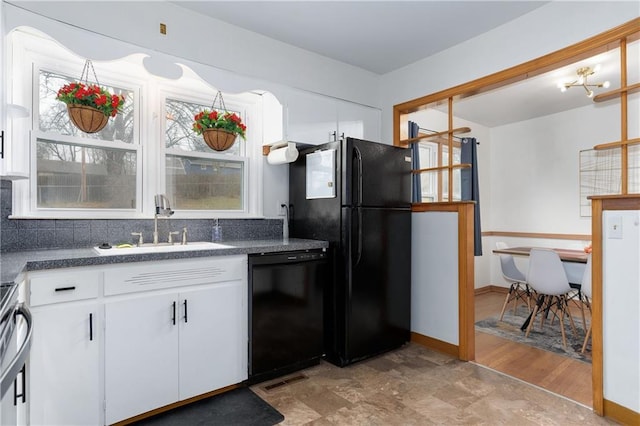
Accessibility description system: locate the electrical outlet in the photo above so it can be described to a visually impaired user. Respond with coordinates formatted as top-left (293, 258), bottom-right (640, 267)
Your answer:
top-left (607, 215), bottom-right (623, 239)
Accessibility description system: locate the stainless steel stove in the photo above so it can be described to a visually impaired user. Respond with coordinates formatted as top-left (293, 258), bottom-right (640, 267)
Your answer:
top-left (0, 282), bottom-right (32, 424)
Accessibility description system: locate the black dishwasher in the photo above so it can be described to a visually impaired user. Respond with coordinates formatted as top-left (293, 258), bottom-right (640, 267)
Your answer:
top-left (248, 249), bottom-right (329, 384)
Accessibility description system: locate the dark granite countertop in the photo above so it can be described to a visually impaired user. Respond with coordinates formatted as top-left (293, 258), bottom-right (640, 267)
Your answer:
top-left (0, 238), bottom-right (329, 286)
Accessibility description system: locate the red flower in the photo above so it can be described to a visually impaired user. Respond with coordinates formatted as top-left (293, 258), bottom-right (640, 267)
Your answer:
top-left (208, 111), bottom-right (218, 120)
top-left (95, 94), bottom-right (108, 106)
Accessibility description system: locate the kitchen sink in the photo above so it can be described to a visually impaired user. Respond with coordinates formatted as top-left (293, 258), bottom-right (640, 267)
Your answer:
top-left (93, 241), bottom-right (232, 256)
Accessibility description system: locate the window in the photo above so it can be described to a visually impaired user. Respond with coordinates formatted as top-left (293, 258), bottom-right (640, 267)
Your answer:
top-left (415, 139), bottom-right (461, 202)
top-left (164, 97), bottom-right (247, 211)
top-left (36, 69), bottom-right (137, 210)
top-left (9, 28), bottom-right (268, 218)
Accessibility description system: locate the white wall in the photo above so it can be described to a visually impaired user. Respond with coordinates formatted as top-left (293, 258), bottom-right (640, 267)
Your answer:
top-left (603, 210), bottom-right (640, 413)
top-left (411, 211), bottom-right (459, 345)
top-left (3, 1), bottom-right (380, 107)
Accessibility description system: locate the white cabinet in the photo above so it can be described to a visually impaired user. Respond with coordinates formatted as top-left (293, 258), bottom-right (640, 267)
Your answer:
top-left (286, 90), bottom-right (381, 145)
top-left (105, 293), bottom-right (179, 424)
top-left (179, 284), bottom-right (246, 399)
top-left (337, 99), bottom-right (381, 143)
top-left (103, 256), bottom-right (247, 425)
top-left (27, 269), bottom-right (101, 426)
top-left (25, 255), bottom-right (248, 426)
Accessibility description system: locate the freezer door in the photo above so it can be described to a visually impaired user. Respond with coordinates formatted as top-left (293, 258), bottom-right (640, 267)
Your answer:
top-left (343, 138), bottom-right (412, 208)
top-left (339, 206), bottom-right (411, 364)
top-left (289, 142), bottom-right (342, 242)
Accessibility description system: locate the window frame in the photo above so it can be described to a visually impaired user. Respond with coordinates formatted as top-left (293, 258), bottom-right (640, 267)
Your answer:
top-left (8, 28), bottom-right (265, 219)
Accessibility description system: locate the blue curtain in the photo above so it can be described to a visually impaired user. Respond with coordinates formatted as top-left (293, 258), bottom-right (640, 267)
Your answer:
top-left (409, 121), bottom-right (421, 202)
top-left (461, 137), bottom-right (482, 256)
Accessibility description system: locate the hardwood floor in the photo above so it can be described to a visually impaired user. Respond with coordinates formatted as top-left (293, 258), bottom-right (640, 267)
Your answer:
top-left (474, 291), bottom-right (593, 407)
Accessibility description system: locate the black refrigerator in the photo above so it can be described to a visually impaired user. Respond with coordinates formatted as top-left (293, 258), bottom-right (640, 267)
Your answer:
top-left (289, 137), bottom-right (412, 367)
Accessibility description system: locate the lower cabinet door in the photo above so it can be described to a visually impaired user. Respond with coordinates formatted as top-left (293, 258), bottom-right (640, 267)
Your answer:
top-left (178, 281), bottom-right (247, 400)
top-left (29, 302), bottom-right (100, 426)
top-left (105, 293), bottom-right (179, 425)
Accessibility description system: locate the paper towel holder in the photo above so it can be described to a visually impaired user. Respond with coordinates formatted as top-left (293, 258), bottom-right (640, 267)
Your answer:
top-left (262, 140), bottom-right (296, 155)
top-left (265, 141), bottom-right (299, 165)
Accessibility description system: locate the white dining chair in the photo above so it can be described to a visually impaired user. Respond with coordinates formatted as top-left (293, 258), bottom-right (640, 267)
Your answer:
top-left (525, 248), bottom-right (577, 349)
top-left (581, 254), bottom-right (592, 353)
top-left (496, 242), bottom-right (533, 320)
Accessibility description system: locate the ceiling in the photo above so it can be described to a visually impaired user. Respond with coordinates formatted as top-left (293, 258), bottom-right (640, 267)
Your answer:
top-left (172, 1), bottom-right (635, 128)
top-left (172, 1), bottom-right (548, 75)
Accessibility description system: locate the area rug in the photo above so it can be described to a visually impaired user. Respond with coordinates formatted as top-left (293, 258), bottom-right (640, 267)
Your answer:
top-left (475, 308), bottom-right (591, 363)
top-left (133, 387), bottom-right (284, 426)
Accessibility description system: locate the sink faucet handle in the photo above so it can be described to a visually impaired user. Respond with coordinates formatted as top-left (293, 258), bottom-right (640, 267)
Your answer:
top-left (181, 227), bottom-right (188, 245)
top-left (131, 232), bottom-right (143, 246)
top-left (168, 231), bottom-right (179, 245)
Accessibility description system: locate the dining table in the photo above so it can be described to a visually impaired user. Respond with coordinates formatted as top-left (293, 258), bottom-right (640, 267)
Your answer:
top-left (492, 246), bottom-right (589, 330)
top-left (492, 246), bottom-right (589, 263)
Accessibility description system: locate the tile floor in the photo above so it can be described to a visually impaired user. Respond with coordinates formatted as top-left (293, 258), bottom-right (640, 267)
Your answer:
top-left (251, 343), bottom-right (613, 425)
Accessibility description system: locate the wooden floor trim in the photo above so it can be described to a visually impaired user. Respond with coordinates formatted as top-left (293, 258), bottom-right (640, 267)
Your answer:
top-left (475, 285), bottom-right (508, 295)
top-left (604, 399), bottom-right (640, 425)
top-left (411, 332), bottom-right (459, 358)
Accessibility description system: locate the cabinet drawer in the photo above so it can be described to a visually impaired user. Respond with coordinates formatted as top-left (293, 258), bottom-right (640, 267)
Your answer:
top-left (104, 255), bottom-right (247, 296)
top-left (30, 269), bottom-right (100, 306)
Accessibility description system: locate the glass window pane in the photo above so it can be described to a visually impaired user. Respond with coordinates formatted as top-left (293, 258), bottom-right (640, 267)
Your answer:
top-left (166, 154), bottom-right (244, 210)
top-left (165, 98), bottom-right (242, 156)
top-left (39, 70), bottom-right (134, 143)
top-left (629, 144), bottom-right (640, 194)
top-left (36, 138), bottom-right (137, 208)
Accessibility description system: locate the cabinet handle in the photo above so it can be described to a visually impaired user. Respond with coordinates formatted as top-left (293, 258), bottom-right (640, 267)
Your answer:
top-left (1, 130), bottom-right (5, 159)
top-left (89, 313), bottom-right (93, 341)
top-left (172, 301), bottom-right (176, 325)
top-left (54, 286), bottom-right (76, 292)
top-left (13, 364), bottom-right (26, 405)
top-left (183, 299), bottom-right (188, 323)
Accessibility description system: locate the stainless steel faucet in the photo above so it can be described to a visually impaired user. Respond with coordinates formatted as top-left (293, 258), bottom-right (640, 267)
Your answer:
top-left (131, 232), bottom-right (143, 247)
top-left (181, 227), bottom-right (188, 245)
top-left (153, 194), bottom-right (174, 244)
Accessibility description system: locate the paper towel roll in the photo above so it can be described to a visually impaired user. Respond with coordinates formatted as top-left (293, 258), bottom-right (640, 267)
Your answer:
top-left (267, 143), bottom-right (299, 165)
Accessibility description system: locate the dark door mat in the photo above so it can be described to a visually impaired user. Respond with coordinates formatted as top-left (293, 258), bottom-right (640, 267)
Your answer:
top-left (132, 387), bottom-right (284, 426)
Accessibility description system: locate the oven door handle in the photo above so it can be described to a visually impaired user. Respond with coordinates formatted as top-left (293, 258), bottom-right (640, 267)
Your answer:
top-left (0, 303), bottom-right (33, 400)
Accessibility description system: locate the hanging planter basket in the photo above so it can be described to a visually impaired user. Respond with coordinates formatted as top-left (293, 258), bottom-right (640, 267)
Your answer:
top-left (67, 105), bottom-right (109, 133)
top-left (56, 59), bottom-right (125, 134)
top-left (192, 91), bottom-right (246, 152)
top-left (203, 128), bottom-right (237, 151)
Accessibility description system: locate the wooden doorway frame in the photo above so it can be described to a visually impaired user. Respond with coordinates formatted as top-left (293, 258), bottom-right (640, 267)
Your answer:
top-left (394, 17), bottom-right (640, 418)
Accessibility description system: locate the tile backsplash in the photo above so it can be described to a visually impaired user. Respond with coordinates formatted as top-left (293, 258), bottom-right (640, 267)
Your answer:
top-left (0, 180), bottom-right (283, 252)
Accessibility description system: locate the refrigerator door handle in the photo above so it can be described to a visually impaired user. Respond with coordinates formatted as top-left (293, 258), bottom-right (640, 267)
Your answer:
top-left (355, 207), bottom-right (362, 266)
top-left (353, 145), bottom-right (363, 206)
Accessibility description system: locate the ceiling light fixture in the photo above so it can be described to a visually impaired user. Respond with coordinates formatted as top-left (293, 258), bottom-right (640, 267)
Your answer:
top-left (558, 66), bottom-right (610, 98)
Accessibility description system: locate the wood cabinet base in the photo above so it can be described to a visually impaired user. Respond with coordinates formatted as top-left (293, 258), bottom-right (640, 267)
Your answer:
top-left (112, 384), bottom-right (240, 426)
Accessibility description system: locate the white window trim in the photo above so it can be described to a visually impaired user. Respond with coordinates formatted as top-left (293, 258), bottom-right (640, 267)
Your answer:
top-left (8, 27), bottom-right (266, 219)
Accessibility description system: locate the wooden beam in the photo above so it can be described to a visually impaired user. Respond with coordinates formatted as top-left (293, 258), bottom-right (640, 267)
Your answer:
top-left (593, 82), bottom-right (640, 103)
top-left (394, 18), bottom-right (640, 114)
top-left (399, 127), bottom-right (471, 145)
top-left (412, 163), bottom-right (471, 174)
top-left (593, 138), bottom-right (640, 151)
top-left (590, 197), bottom-right (604, 416)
